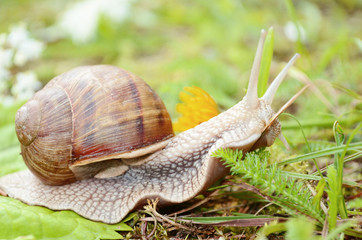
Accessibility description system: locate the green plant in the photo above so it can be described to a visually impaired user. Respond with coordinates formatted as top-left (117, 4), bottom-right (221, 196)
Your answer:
top-left (213, 148), bottom-right (324, 223)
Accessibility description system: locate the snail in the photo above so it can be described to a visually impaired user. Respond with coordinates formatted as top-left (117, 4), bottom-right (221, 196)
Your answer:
top-left (0, 30), bottom-right (306, 224)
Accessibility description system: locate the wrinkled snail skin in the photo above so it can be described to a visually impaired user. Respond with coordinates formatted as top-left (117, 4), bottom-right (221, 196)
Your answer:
top-left (0, 30), bottom-right (300, 224)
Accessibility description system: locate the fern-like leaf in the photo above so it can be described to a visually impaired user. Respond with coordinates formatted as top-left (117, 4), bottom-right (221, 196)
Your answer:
top-left (213, 148), bottom-right (324, 223)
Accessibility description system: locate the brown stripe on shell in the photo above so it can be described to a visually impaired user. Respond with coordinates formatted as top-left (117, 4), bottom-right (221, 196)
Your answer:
top-left (52, 65), bottom-right (174, 170)
top-left (127, 74), bottom-right (145, 146)
top-left (150, 89), bottom-right (166, 126)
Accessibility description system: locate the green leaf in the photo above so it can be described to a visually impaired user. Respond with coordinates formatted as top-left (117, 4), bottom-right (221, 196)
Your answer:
top-left (333, 121), bottom-right (344, 169)
top-left (214, 148), bottom-right (323, 222)
top-left (285, 218), bottom-right (316, 240)
top-left (0, 102), bottom-right (24, 127)
top-left (0, 145), bottom-right (26, 178)
top-left (347, 197), bottom-right (362, 210)
top-left (0, 197), bottom-right (132, 240)
top-left (0, 112), bottom-right (27, 177)
top-left (256, 221), bottom-right (287, 240)
top-left (0, 125), bottom-right (19, 151)
top-left (0, 107), bottom-right (133, 240)
top-left (258, 26), bottom-right (274, 97)
top-left (312, 178), bottom-right (326, 211)
top-left (326, 166), bottom-right (338, 231)
top-left (325, 220), bottom-right (357, 240)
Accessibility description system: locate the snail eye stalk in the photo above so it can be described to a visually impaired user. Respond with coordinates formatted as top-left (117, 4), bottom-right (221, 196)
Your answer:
top-left (262, 53), bottom-right (300, 105)
top-left (244, 29), bottom-right (267, 109)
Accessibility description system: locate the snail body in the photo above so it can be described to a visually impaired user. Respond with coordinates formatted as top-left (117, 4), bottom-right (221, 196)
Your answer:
top-left (0, 30), bottom-right (303, 223)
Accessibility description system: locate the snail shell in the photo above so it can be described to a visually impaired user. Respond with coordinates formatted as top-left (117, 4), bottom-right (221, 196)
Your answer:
top-left (15, 65), bottom-right (174, 185)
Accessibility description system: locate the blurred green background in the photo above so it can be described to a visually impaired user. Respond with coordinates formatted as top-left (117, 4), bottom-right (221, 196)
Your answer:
top-left (0, 1), bottom-right (361, 238)
top-left (0, 0), bottom-right (361, 141)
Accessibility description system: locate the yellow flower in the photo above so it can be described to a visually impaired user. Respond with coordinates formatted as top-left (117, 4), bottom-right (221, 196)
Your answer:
top-left (173, 86), bottom-right (219, 132)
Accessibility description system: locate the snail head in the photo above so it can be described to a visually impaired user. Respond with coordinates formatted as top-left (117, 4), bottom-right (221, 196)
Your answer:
top-left (242, 29), bottom-right (307, 150)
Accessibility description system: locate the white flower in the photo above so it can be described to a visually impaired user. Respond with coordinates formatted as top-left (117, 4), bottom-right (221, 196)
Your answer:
top-left (0, 23), bottom-right (45, 106)
top-left (58, 0), bottom-right (131, 44)
top-left (0, 67), bottom-right (11, 85)
top-left (13, 38), bottom-right (44, 66)
top-left (1, 95), bottom-right (15, 107)
top-left (0, 48), bottom-right (14, 69)
top-left (0, 33), bottom-right (7, 46)
top-left (11, 71), bottom-right (42, 101)
top-left (284, 21), bottom-right (307, 43)
top-left (0, 68), bottom-right (10, 93)
top-left (7, 24), bottom-right (29, 48)
top-left (6, 24), bottom-right (44, 67)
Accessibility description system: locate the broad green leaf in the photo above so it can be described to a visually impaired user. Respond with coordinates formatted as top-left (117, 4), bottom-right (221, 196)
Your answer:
top-left (0, 145), bottom-right (26, 178)
top-left (13, 236), bottom-right (36, 240)
top-left (0, 125), bottom-right (18, 150)
top-left (0, 197), bottom-right (132, 240)
top-left (0, 103), bottom-right (24, 127)
top-left (0, 122), bottom-right (26, 177)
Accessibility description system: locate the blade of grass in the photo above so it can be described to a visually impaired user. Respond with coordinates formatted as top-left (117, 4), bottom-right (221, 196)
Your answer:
top-left (336, 122), bottom-right (362, 219)
top-left (181, 215), bottom-right (285, 227)
top-left (278, 142), bottom-right (362, 166)
top-left (317, 151), bottom-right (362, 177)
top-left (281, 113), bottom-right (362, 129)
top-left (333, 121), bottom-right (348, 219)
top-left (325, 220), bottom-right (357, 240)
top-left (282, 113), bottom-right (323, 178)
top-left (326, 166), bottom-right (338, 231)
top-left (280, 171), bottom-right (359, 187)
top-left (258, 26), bottom-right (274, 97)
top-left (332, 83), bottom-right (362, 100)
